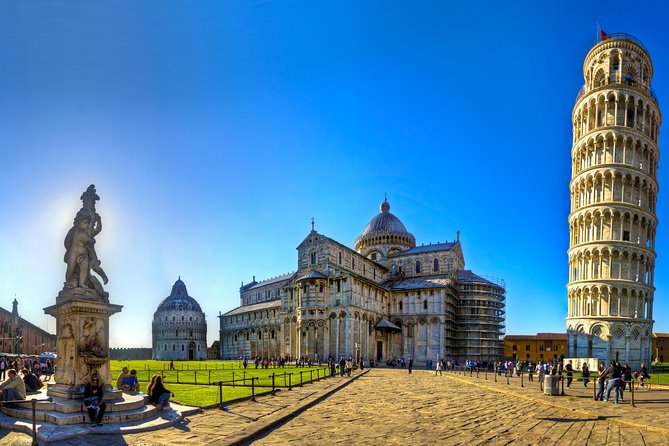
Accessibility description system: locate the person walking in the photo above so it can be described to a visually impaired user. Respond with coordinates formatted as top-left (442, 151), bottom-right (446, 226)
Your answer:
top-left (604, 361), bottom-right (621, 404)
top-left (565, 360), bottom-right (574, 388)
top-left (435, 359), bottom-right (443, 376)
top-left (582, 362), bottom-right (590, 388)
top-left (408, 358), bottom-right (413, 374)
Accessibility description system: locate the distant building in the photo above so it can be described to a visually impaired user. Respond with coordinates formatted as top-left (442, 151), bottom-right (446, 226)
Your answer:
top-left (110, 348), bottom-right (152, 361)
top-left (152, 278), bottom-right (207, 360)
top-left (652, 333), bottom-right (669, 363)
top-left (220, 198), bottom-right (506, 366)
top-left (504, 333), bottom-right (568, 362)
top-left (0, 298), bottom-right (56, 355)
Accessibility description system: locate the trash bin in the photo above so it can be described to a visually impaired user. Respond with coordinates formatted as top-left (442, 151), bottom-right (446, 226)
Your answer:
top-left (544, 375), bottom-right (560, 395)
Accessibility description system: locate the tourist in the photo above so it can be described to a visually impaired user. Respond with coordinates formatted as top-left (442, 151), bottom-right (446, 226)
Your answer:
top-left (635, 363), bottom-right (650, 389)
top-left (435, 359), bottom-right (442, 376)
top-left (622, 362), bottom-right (633, 393)
top-left (596, 362), bottom-right (606, 401)
top-left (116, 367), bottom-right (130, 390)
top-left (122, 369), bottom-right (140, 392)
top-left (527, 362), bottom-right (534, 382)
top-left (564, 360), bottom-right (574, 388)
top-left (339, 357), bottom-right (346, 377)
top-left (21, 368), bottom-right (43, 393)
top-left (84, 373), bottom-right (106, 426)
top-left (147, 375), bottom-right (174, 411)
top-left (408, 358), bottom-right (413, 374)
top-left (45, 359), bottom-right (54, 381)
top-left (169, 360), bottom-right (175, 371)
top-left (582, 363), bottom-right (590, 388)
top-left (0, 369), bottom-right (26, 405)
top-left (345, 358), bottom-right (353, 377)
top-left (604, 361), bottom-right (621, 404)
top-left (0, 357), bottom-right (6, 380)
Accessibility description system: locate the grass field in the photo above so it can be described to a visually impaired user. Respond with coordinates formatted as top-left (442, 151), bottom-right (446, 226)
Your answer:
top-left (108, 360), bottom-right (331, 407)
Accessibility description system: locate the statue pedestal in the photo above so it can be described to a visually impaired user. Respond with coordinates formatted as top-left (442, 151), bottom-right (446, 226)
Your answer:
top-left (44, 296), bottom-right (123, 400)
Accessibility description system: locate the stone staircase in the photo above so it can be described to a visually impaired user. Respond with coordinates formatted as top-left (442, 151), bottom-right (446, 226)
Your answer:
top-left (0, 388), bottom-right (200, 443)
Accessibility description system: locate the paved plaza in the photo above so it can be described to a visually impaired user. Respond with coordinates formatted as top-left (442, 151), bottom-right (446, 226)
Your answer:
top-left (2, 368), bottom-right (669, 445)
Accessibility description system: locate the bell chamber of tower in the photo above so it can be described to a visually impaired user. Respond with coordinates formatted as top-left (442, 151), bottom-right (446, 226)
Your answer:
top-left (567, 33), bottom-right (661, 368)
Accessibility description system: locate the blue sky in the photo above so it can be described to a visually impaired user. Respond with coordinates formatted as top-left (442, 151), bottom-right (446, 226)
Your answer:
top-left (1, 1), bottom-right (668, 348)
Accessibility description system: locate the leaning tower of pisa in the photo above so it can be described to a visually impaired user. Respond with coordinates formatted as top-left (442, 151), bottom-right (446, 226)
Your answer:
top-left (567, 33), bottom-right (661, 368)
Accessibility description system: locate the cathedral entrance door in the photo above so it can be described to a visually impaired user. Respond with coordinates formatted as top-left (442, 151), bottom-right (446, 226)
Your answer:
top-left (189, 342), bottom-right (195, 360)
top-left (376, 341), bottom-right (382, 362)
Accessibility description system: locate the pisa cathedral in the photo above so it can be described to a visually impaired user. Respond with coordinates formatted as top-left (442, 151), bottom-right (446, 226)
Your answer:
top-left (219, 199), bottom-right (506, 366)
top-left (567, 33), bottom-right (661, 368)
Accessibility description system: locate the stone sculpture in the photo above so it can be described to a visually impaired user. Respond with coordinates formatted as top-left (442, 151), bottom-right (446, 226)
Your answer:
top-left (61, 185), bottom-right (109, 301)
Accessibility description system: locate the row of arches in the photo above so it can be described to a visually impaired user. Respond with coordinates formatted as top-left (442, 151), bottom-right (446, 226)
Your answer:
top-left (389, 254), bottom-right (460, 277)
top-left (572, 132), bottom-right (658, 177)
top-left (569, 208), bottom-right (656, 248)
top-left (571, 171), bottom-right (657, 213)
top-left (569, 247), bottom-right (654, 284)
top-left (586, 47), bottom-right (651, 92)
top-left (574, 92), bottom-right (659, 143)
top-left (568, 286), bottom-right (652, 318)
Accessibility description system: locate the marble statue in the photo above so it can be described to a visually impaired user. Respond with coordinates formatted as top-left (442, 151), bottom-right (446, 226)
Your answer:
top-left (62, 185), bottom-right (109, 300)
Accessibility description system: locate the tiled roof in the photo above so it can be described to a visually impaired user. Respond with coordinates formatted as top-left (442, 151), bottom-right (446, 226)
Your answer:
top-left (375, 319), bottom-right (401, 330)
top-left (504, 335), bottom-right (537, 340)
top-left (222, 300), bottom-right (281, 317)
top-left (389, 242), bottom-right (456, 257)
top-left (244, 272), bottom-right (295, 291)
top-left (389, 275), bottom-right (454, 290)
top-left (296, 270), bottom-right (327, 281)
top-left (536, 333), bottom-right (568, 340)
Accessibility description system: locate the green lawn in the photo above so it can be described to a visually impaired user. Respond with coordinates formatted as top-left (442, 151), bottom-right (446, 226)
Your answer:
top-left (108, 360), bottom-right (331, 407)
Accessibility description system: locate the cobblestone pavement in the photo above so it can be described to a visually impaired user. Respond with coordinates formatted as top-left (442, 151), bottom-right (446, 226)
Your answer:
top-left (2, 368), bottom-right (669, 445)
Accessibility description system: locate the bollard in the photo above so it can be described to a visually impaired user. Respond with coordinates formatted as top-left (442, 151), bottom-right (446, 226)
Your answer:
top-left (300, 371), bottom-right (303, 387)
top-left (272, 373), bottom-right (275, 395)
top-left (485, 368), bottom-right (487, 381)
top-left (218, 381), bottom-right (224, 409)
top-left (289, 373), bottom-right (292, 390)
top-left (631, 379), bottom-right (635, 408)
top-left (521, 372), bottom-right (524, 388)
top-left (476, 368), bottom-right (479, 379)
top-left (506, 373), bottom-right (509, 385)
top-left (251, 378), bottom-right (256, 402)
top-left (494, 371), bottom-right (497, 383)
top-left (31, 399), bottom-right (37, 446)
top-left (284, 371), bottom-right (287, 387)
top-left (560, 375), bottom-right (565, 396)
top-left (470, 368), bottom-right (473, 377)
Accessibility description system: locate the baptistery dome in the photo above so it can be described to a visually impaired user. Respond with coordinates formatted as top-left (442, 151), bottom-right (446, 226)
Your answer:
top-left (355, 198), bottom-right (415, 265)
top-left (152, 278), bottom-right (207, 360)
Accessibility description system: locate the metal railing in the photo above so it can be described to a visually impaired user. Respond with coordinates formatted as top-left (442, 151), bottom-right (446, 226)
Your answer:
top-left (597, 32), bottom-right (648, 52)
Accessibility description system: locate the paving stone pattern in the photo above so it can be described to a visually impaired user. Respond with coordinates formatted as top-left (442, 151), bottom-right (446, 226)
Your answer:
top-left (2, 368), bottom-right (669, 445)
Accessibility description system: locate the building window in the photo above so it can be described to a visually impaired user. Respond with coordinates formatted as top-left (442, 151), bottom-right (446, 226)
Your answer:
top-left (371, 253), bottom-right (377, 260)
top-left (319, 284), bottom-right (324, 293)
top-left (525, 345), bottom-right (530, 351)
top-left (415, 260), bottom-right (421, 274)
top-left (399, 301), bottom-right (403, 311)
top-left (182, 316), bottom-right (184, 321)
top-left (164, 345), bottom-right (167, 351)
top-left (337, 280), bottom-right (341, 293)
top-left (339, 251), bottom-right (342, 264)
top-left (539, 345), bottom-right (544, 351)
top-left (433, 259), bottom-right (439, 272)
top-left (176, 330), bottom-right (179, 336)
top-left (423, 300), bottom-right (427, 310)
top-left (623, 231), bottom-right (630, 241)
top-left (512, 345), bottom-right (517, 351)
top-left (352, 258), bottom-right (355, 270)
top-left (173, 345), bottom-right (176, 351)
top-left (311, 252), bottom-right (316, 264)
top-left (182, 345), bottom-right (184, 351)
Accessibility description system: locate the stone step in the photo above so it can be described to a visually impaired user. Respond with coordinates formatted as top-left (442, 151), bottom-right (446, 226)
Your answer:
top-left (0, 402), bottom-right (199, 443)
top-left (1, 403), bottom-right (159, 426)
top-left (17, 390), bottom-right (147, 413)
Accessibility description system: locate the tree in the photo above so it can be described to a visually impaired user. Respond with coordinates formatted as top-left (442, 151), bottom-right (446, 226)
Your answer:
top-left (208, 340), bottom-right (220, 360)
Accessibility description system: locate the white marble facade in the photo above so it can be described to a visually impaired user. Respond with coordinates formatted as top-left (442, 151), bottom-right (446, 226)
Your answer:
top-left (220, 199), bottom-right (506, 366)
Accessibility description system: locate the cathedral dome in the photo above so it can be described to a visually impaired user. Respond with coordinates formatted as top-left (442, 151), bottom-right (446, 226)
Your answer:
top-left (355, 198), bottom-right (415, 260)
top-left (360, 200), bottom-right (410, 236)
top-left (156, 278), bottom-right (203, 313)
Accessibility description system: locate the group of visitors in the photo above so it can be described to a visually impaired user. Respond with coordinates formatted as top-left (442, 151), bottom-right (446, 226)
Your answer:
top-left (595, 361), bottom-right (650, 404)
top-left (0, 356), bottom-right (54, 381)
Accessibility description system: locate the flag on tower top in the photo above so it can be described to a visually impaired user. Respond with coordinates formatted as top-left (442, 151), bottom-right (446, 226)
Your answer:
top-left (601, 28), bottom-right (609, 41)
